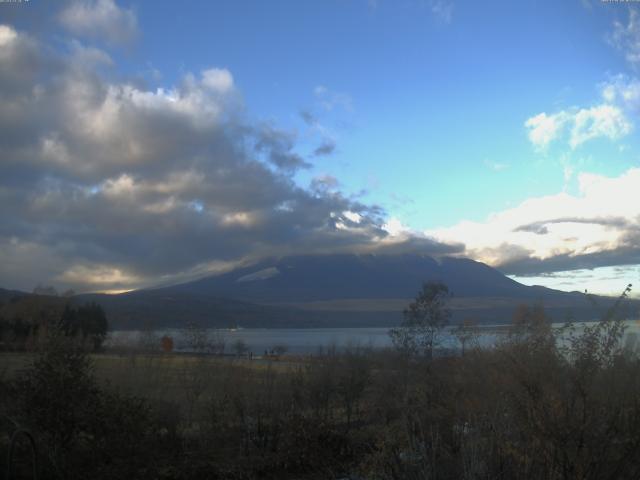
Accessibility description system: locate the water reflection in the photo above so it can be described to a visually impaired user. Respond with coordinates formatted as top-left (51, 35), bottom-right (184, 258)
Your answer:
top-left (106, 320), bottom-right (640, 355)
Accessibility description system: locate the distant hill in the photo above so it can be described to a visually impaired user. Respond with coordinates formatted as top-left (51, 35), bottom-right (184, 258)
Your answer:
top-left (73, 290), bottom-right (314, 330)
top-left (0, 287), bottom-right (28, 303)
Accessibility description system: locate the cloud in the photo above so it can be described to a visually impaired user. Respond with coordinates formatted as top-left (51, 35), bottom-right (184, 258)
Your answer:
top-left (310, 175), bottom-right (340, 194)
top-left (524, 11), bottom-right (640, 154)
top-left (59, 0), bottom-right (138, 46)
top-left (525, 112), bottom-right (568, 150)
top-left (254, 123), bottom-right (311, 172)
top-left (525, 104), bottom-right (632, 150)
top-left (314, 85), bottom-right (353, 112)
top-left (570, 104), bottom-right (632, 147)
top-left (609, 8), bottom-right (640, 68)
top-left (0, 23), bottom-right (457, 293)
top-left (299, 109), bottom-right (317, 126)
top-left (67, 39), bottom-right (113, 67)
top-left (299, 102), bottom-right (339, 158)
top-left (601, 74), bottom-right (640, 112)
top-left (0, 24), bottom-right (17, 46)
top-left (430, 0), bottom-right (454, 24)
top-left (426, 168), bottom-right (640, 276)
top-left (201, 68), bottom-right (234, 94)
top-left (313, 138), bottom-right (336, 157)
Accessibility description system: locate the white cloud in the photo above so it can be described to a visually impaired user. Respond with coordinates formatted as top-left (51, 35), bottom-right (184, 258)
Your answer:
top-left (525, 112), bottom-right (568, 150)
top-left (201, 68), bottom-right (234, 94)
top-left (601, 74), bottom-right (640, 112)
top-left (609, 8), bottom-right (640, 68)
top-left (426, 168), bottom-right (640, 274)
top-left (569, 104), bottom-right (632, 148)
top-left (59, 0), bottom-right (138, 46)
top-left (0, 25), bottom-right (17, 46)
top-left (343, 211), bottom-right (362, 224)
top-left (525, 104), bottom-right (632, 150)
top-left (383, 217), bottom-right (411, 237)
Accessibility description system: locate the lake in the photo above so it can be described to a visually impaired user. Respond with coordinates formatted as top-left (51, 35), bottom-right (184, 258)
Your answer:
top-left (107, 319), bottom-right (640, 355)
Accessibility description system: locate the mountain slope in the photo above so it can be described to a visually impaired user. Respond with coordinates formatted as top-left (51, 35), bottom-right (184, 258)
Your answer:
top-left (165, 253), bottom-right (578, 303)
top-left (118, 252), bottom-right (613, 328)
top-left (6, 254), bottom-right (630, 329)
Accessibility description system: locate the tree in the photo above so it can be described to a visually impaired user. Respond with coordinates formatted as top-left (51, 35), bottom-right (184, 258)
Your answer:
top-left (389, 281), bottom-right (451, 359)
top-left (11, 332), bottom-right (157, 479)
top-left (59, 302), bottom-right (108, 351)
top-left (453, 318), bottom-right (479, 356)
top-left (78, 303), bottom-right (108, 351)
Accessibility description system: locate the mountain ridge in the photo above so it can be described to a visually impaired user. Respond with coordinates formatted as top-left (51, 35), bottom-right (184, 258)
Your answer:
top-left (162, 253), bottom-right (583, 303)
top-left (3, 254), bottom-right (633, 329)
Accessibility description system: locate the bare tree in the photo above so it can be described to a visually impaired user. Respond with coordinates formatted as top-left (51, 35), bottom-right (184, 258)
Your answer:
top-left (453, 318), bottom-right (480, 356)
top-left (389, 282), bottom-right (451, 359)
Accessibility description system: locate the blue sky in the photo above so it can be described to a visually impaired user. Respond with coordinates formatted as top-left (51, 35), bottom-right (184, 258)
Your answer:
top-left (130, 0), bottom-right (638, 227)
top-left (1, 0), bottom-right (639, 294)
top-left (126, 0), bottom-right (636, 225)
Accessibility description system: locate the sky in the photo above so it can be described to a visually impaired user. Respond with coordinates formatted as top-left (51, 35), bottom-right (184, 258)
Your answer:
top-left (0, 0), bottom-right (639, 295)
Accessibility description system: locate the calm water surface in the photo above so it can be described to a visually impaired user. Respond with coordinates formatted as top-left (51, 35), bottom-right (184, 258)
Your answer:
top-left (107, 320), bottom-right (640, 355)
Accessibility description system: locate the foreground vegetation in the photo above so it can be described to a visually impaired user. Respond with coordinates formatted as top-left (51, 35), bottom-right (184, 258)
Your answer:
top-left (2, 286), bottom-right (640, 479)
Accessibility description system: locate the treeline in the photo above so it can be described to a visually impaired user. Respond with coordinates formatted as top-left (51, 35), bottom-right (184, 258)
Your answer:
top-left (2, 285), bottom-right (640, 479)
top-left (0, 295), bottom-right (108, 351)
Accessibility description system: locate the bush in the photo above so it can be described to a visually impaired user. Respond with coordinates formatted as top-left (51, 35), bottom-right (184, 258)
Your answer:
top-left (6, 333), bottom-right (169, 479)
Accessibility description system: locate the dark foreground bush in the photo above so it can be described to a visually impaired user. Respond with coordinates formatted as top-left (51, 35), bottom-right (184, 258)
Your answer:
top-left (1, 334), bottom-right (185, 480)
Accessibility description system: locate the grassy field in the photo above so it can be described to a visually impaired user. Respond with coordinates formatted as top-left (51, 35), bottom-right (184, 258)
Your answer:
top-left (1, 350), bottom-right (301, 427)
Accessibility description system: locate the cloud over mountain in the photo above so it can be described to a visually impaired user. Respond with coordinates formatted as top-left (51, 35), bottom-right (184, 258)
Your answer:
top-left (0, 21), bottom-right (457, 292)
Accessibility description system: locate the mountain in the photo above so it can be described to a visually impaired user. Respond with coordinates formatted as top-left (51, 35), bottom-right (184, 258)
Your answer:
top-left (131, 253), bottom-right (623, 328)
top-left (0, 287), bottom-right (28, 302)
top-left (165, 253), bottom-right (566, 302)
top-left (6, 254), bottom-right (633, 330)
